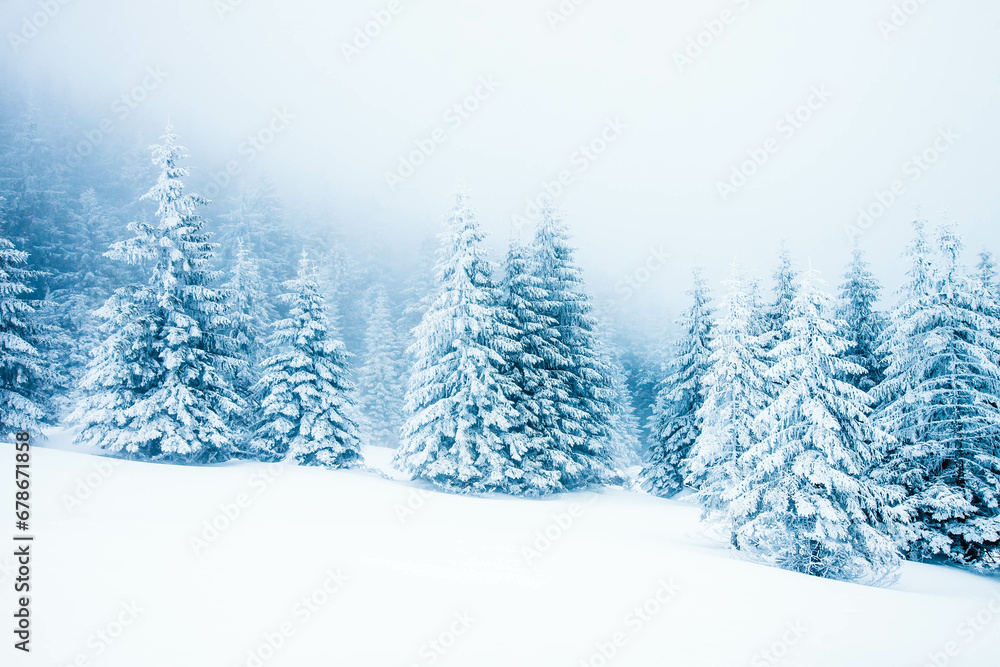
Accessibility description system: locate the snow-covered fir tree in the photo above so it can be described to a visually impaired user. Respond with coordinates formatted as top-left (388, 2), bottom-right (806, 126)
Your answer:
top-left (223, 240), bottom-right (273, 397)
top-left (642, 267), bottom-right (714, 498)
top-left (393, 192), bottom-right (525, 493)
top-left (356, 284), bottom-right (405, 448)
top-left (529, 206), bottom-right (624, 488)
top-left (249, 253), bottom-right (363, 468)
top-left (764, 243), bottom-right (799, 349)
top-left (837, 243), bottom-right (886, 391)
top-left (73, 125), bottom-right (243, 463)
top-left (875, 223), bottom-right (1000, 572)
top-left (0, 203), bottom-right (51, 436)
top-left (497, 236), bottom-right (569, 494)
top-left (727, 267), bottom-right (902, 584)
top-left (686, 264), bottom-right (770, 527)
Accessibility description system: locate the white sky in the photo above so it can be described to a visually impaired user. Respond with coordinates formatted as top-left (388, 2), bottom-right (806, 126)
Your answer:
top-left (3, 0), bottom-right (999, 327)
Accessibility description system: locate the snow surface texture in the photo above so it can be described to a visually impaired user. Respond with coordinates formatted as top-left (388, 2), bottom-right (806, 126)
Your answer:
top-left (8, 430), bottom-right (999, 667)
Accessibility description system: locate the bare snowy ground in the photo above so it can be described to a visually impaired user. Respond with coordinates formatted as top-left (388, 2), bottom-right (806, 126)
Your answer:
top-left (5, 429), bottom-right (999, 666)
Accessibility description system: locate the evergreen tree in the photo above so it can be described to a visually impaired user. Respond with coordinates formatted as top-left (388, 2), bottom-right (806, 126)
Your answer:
top-left (530, 206), bottom-right (624, 488)
top-left (393, 193), bottom-right (525, 493)
top-left (642, 267), bottom-right (714, 498)
top-left (216, 181), bottom-right (287, 290)
top-left (875, 223), bottom-right (1000, 571)
top-left (249, 253), bottom-right (363, 467)
top-left (686, 265), bottom-right (770, 525)
top-left (727, 268), bottom-right (902, 584)
top-left (73, 125), bottom-right (242, 463)
top-left (356, 284), bottom-right (406, 448)
top-left (837, 243), bottom-right (886, 391)
top-left (764, 243), bottom-right (799, 349)
top-left (0, 203), bottom-right (51, 436)
top-left (223, 240), bottom-right (272, 396)
top-left (497, 237), bottom-right (568, 494)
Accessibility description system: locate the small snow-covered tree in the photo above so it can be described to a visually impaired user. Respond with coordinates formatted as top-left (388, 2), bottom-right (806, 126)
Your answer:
top-left (642, 267), bottom-right (713, 498)
top-left (686, 264), bottom-right (770, 525)
top-left (728, 268), bottom-right (902, 584)
top-left (74, 125), bottom-right (242, 463)
top-left (0, 204), bottom-right (51, 436)
top-left (249, 253), bottom-right (363, 468)
top-left (393, 193), bottom-right (524, 493)
top-left (223, 240), bottom-right (273, 395)
top-left (875, 223), bottom-right (1000, 571)
top-left (837, 243), bottom-right (886, 391)
top-left (356, 284), bottom-right (405, 448)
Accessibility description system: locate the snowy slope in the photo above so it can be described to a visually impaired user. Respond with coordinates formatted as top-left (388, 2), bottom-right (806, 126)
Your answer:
top-left (5, 432), bottom-right (999, 667)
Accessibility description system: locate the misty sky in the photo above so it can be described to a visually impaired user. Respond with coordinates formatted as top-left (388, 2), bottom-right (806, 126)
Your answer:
top-left (3, 0), bottom-right (999, 326)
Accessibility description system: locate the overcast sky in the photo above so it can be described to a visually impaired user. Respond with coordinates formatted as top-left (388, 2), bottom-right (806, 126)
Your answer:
top-left (3, 0), bottom-right (999, 325)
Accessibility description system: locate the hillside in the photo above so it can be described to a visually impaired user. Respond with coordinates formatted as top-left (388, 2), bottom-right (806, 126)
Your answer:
top-left (5, 432), bottom-right (999, 667)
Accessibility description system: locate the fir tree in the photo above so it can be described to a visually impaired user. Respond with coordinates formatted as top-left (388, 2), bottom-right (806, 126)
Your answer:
top-left (642, 267), bottom-right (714, 498)
top-left (0, 203), bottom-right (51, 436)
top-left (530, 206), bottom-right (624, 489)
top-left (223, 240), bottom-right (273, 397)
top-left (393, 193), bottom-right (525, 493)
top-left (686, 265), bottom-right (770, 526)
top-left (728, 268), bottom-right (902, 584)
top-left (837, 243), bottom-right (886, 391)
top-left (250, 253), bottom-right (363, 467)
top-left (497, 237), bottom-right (568, 494)
top-left (73, 125), bottom-right (242, 463)
top-left (875, 223), bottom-right (1000, 571)
top-left (764, 243), bottom-right (799, 349)
top-left (356, 284), bottom-right (406, 448)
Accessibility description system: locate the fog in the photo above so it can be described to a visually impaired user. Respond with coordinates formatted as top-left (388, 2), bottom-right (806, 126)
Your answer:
top-left (3, 0), bottom-right (999, 326)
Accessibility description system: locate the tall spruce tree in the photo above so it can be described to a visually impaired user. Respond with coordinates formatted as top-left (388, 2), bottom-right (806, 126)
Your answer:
top-left (530, 206), bottom-right (623, 489)
top-left (764, 243), bottom-right (799, 350)
top-left (642, 267), bottom-right (714, 498)
top-left (0, 202), bottom-right (51, 436)
top-left (356, 284), bottom-right (406, 448)
top-left (249, 253), bottom-right (363, 467)
top-left (875, 223), bottom-right (1000, 571)
top-left (73, 125), bottom-right (243, 463)
top-left (837, 243), bottom-right (886, 391)
top-left (686, 265), bottom-right (770, 527)
top-left (728, 268), bottom-right (902, 584)
top-left (393, 193), bottom-right (525, 493)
